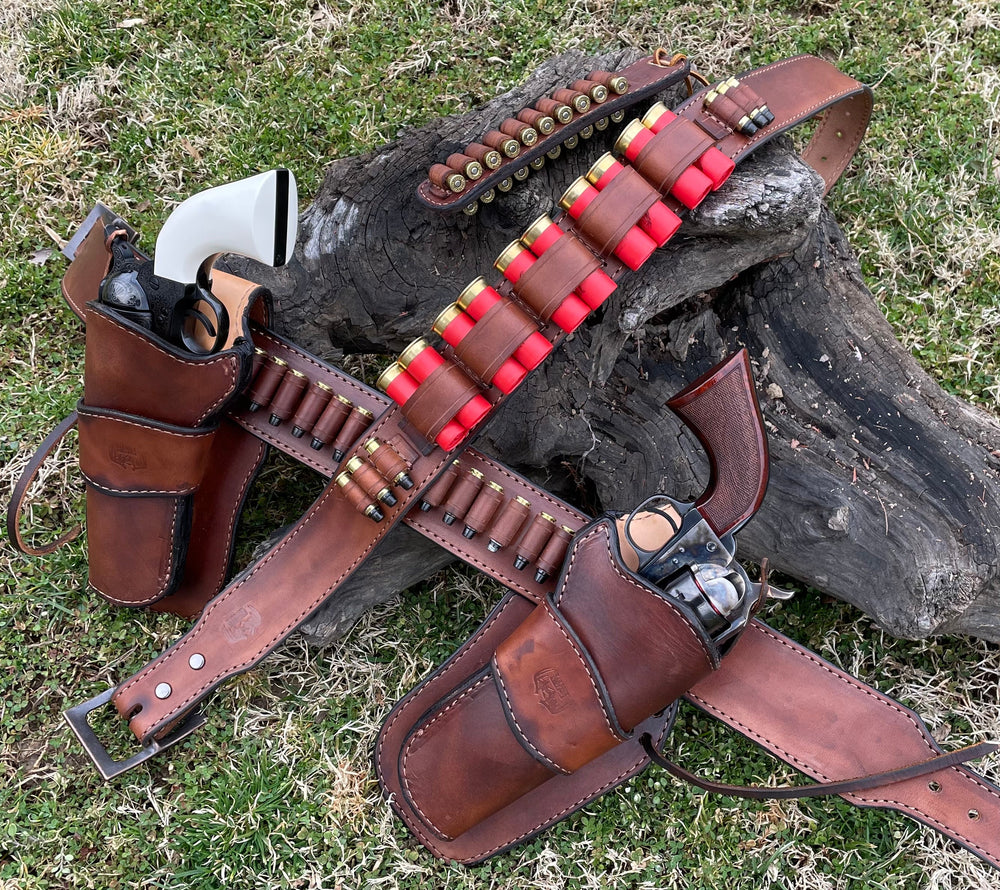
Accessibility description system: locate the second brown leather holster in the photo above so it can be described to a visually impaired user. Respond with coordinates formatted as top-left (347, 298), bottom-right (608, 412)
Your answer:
top-left (378, 516), bottom-right (725, 860)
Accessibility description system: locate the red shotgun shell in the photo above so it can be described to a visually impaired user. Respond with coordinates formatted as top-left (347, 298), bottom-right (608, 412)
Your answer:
top-left (520, 214), bottom-right (617, 309)
top-left (433, 303), bottom-right (527, 394)
top-left (585, 154), bottom-right (682, 247)
top-left (558, 178), bottom-right (657, 270)
top-left (495, 242), bottom-right (590, 332)
top-left (642, 102), bottom-right (735, 190)
top-left (400, 338), bottom-right (491, 434)
top-left (615, 120), bottom-right (713, 209)
top-left (457, 278), bottom-right (552, 370)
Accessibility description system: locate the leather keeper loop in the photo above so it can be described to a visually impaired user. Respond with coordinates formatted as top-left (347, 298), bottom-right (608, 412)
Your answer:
top-left (493, 600), bottom-right (624, 774)
top-left (401, 361), bottom-right (482, 441)
top-left (268, 369), bottom-right (308, 423)
top-left (77, 404), bottom-right (216, 497)
top-left (442, 469), bottom-right (484, 521)
top-left (575, 167), bottom-right (660, 256)
top-left (453, 299), bottom-right (540, 383)
top-left (633, 117), bottom-right (714, 194)
top-left (702, 92), bottom-right (746, 134)
top-left (487, 496), bottom-right (531, 549)
top-left (513, 233), bottom-right (600, 320)
top-left (725, 80), bottom-right (766, 115)
top-left (463, 482), bottom-right (504, 534)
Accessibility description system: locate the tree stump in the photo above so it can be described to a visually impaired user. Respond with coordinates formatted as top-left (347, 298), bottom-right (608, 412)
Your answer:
top-left (226, 49), bottom-right (1000, 643)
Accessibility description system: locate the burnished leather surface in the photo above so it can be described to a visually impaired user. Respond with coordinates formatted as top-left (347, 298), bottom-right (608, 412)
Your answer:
top-left (386, 519), bottom-right (719, 845)
top-left (376, 589), bottom-right (677, 863)
top-left (690, 622), bottom-right (1000, 869)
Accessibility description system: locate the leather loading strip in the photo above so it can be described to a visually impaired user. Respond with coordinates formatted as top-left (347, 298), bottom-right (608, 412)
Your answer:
top-left (74, 55), bottom-right (871, 759)
top-left (417, 54), bottom-right (691, 212)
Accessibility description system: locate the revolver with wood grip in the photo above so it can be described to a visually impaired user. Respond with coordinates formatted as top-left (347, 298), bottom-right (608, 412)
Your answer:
top-left (618, 349), bottom-right (789, 645)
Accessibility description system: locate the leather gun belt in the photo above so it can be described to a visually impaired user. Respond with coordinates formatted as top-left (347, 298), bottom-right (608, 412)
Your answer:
top-left (12, 52), bottom-right (997, 870)
top-left (235, 327), bottom-right (1000, 868)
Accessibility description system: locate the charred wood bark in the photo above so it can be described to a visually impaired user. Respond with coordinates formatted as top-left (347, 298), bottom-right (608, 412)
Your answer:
top-left (227, 49), bottom-right (1000, 643)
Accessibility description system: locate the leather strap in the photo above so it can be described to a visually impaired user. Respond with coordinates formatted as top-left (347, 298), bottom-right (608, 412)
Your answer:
top-left (675, 54), bottom-right (873, 196)
top-left (633, 117), bottom-right (715, 193)
top-left (6, 411), bottom-right (81, 556)
top-left (453, 298), bottom-right (540, 382)
top-left (688, 622), bottom-right (1000, 869)
top-left (641, 734), bottom-right (998, 800)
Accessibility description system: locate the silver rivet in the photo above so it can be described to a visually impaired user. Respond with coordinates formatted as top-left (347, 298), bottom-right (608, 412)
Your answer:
top-left (188, 653), bottom-right (206, 670)
top-left (154, 683), bottom-right (172, 700)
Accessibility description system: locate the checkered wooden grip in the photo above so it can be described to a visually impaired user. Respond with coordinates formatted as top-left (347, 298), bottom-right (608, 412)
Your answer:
top-left (666, 349), bottom-right (768, 536)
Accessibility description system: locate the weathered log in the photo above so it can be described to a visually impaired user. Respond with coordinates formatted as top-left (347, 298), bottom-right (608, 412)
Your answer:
top-left (227, 49), bottom-right (1000, 643)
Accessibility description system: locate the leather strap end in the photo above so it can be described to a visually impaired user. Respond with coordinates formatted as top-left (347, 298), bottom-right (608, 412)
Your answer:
top-left (6, 411), bottom-right (82, 556)
top-left (641, 735), bottom-right (999, 801)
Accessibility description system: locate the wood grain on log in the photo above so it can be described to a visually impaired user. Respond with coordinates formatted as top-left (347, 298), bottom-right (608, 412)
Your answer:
top-left (227, 50), bottom-right (1000, 643)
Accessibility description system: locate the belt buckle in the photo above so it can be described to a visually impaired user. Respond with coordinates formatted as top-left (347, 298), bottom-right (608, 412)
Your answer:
top-left (64, 686), bottom-right (206, 780)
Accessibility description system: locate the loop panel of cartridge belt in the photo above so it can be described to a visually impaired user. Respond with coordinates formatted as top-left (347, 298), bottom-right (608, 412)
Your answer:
top-left (53, 53), bottom-right (1000, 868)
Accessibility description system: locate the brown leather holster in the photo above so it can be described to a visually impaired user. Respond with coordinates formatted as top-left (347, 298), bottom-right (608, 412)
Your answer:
top-left (52, 220), bottom-right (274, 616)
top-left (9, 52), bottom-right (1000, 871)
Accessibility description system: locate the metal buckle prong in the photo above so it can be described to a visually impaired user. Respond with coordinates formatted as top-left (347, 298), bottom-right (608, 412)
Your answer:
top-left (64, 686), bottom-right (206, 780)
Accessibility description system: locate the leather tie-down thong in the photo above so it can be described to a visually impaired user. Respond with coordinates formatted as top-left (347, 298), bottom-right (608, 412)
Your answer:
top-left (8, 51), bottom-right (999, 870)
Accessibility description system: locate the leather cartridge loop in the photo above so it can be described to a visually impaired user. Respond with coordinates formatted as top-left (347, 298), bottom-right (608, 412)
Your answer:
top-left (77, 404), bottom-right (217, 497)
top-left (6, 411), bottom-right (82, 556)
top-left (399, 361), bottom-right (482, 441)
top-left (575, 167), bottom-right (660, 256)
top-left (512, 233), bottom-right (600, 320)
top-left (454, 298), bottom-right (540, 383)
top-left (633, 116), bottom-right (714, 193)
top-left (493, 598), bottom-right (625, 774)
